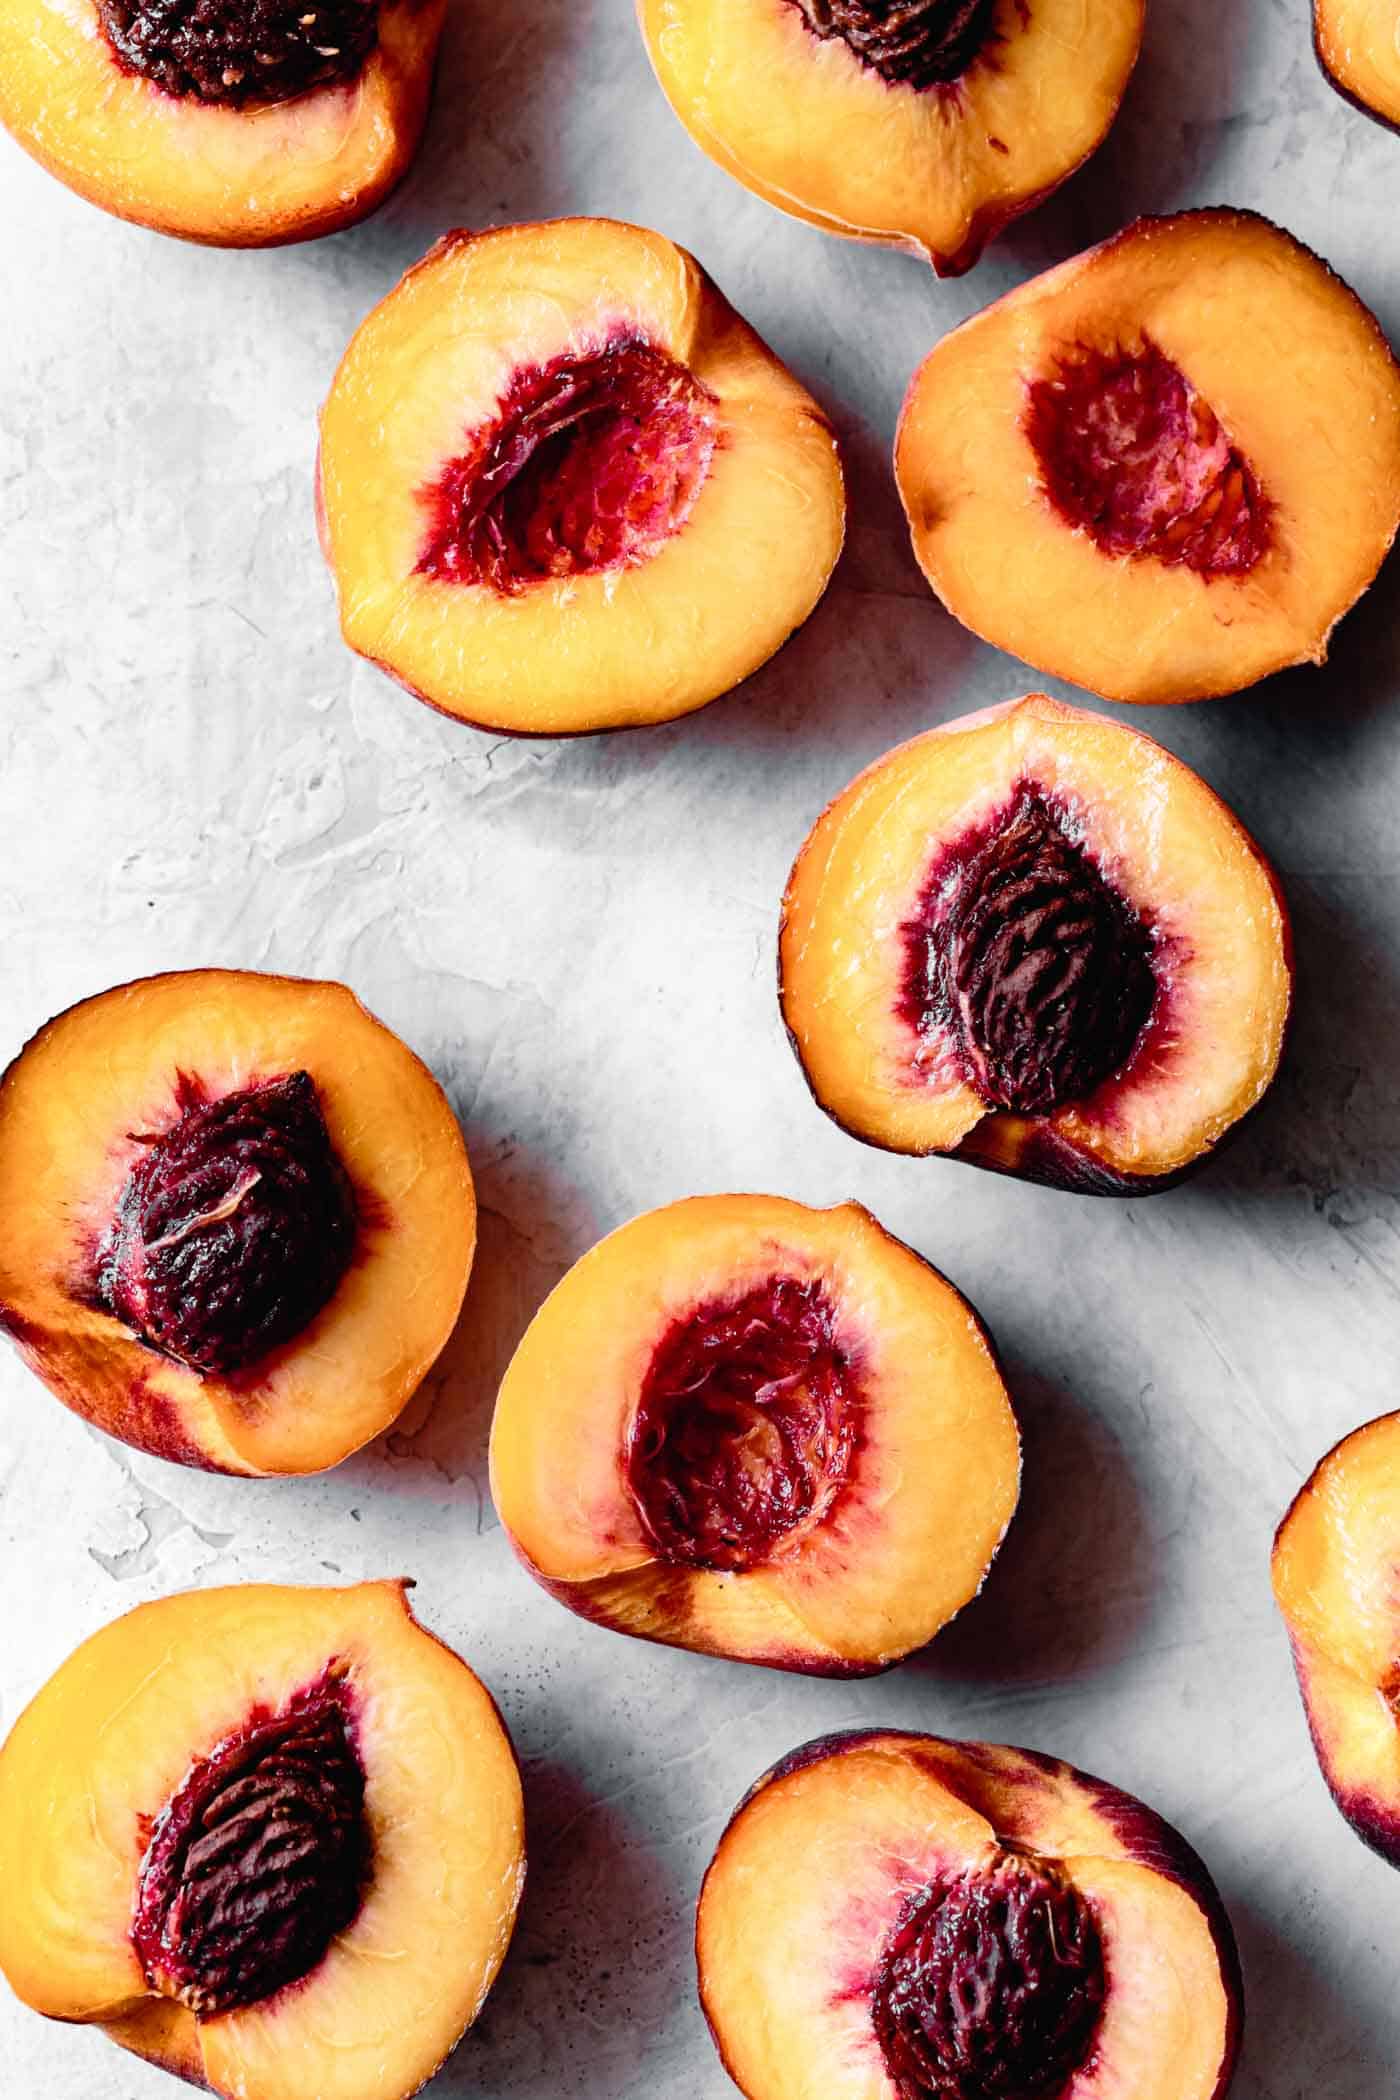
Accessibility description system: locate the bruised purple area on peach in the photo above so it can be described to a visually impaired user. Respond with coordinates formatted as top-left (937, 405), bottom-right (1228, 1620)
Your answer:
top-left (1024, 340), bottom-right (1272, 577)
top-left (1286, 1636), bottom-right (1400, 1869)
top-left (416, 333), bottom-right (718, 596)
top-left (532, 1562), bottom-right (888, 1678)
top-left (625, 1274), bottom-right (860, 1573)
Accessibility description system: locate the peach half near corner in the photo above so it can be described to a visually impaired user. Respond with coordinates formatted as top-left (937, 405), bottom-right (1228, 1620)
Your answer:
top-left (0, 0), bottom-right (444, 245)
top-left (638, 0), bottom-right (1142, 276)
top-left (895, 209), bottom-right (1400, 703)
top-left (698, 1730), bottom-right (1243, 2100)
top-left (0, 1580), bottom-right (525, 2100)
top-left (489, 1193), bottom-right (1020, 1675)
top-left (1272, 1410), bottom-right (1400, 1866)
top-left (1315, 0), bottom-right (1400, 130)
top-left (0, 967), bottom-right (475, 1475)
top-left (780, 694), bottom-right (1292, 1193)
top-left (316, 217), bottom-right (846, 735)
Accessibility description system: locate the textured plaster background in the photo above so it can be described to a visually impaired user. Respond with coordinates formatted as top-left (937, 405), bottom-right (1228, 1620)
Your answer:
top-left (2, 0), bottom-right (1400, 2092)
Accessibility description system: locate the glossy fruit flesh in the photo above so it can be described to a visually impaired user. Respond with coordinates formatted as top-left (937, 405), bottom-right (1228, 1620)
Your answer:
top-left (1024, 341), bottom-right (1271, 576)
top-left (626, 1276), bottom-right (857, 1571)
top-left (903, 790), bottom-right (1157, 1115)
top-left (873, 1855), bottom-right (1104, 2100)
top-left (95, 0), bottom-right (375, 103)
top-left (132, 1672), bottom-right (368, 2016)
top-left (97, 1071), bottom-right (356, 1378)
top-left (790, 0), bottom-right (996, 89)
top-left (418, 337), bottom-right (718, 595)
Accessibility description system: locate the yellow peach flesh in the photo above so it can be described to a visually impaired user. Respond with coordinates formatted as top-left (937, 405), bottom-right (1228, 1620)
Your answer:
top-left (780, 694), bottom-right (1291, 1187)
top-left (317, 218), bottom-right (846, 735)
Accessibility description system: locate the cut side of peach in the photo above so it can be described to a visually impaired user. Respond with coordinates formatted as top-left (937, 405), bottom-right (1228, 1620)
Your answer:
top-left (0, 1581), bottom-right (525, 2100)
top-left (0, 0), bottom-right (443, 245)
top-left (489, 1193), bottom-right (1020, 1674)
top-left (1272, 1411), bottom-right (1400, 1865)
top-left (317, 217), bottom-right (846, 735)
top-left (780, 694), bottom-right (1292, 1192)
top-left (1315, 0), bottom-right (1400, 129)
top-left (698, 1731), bottom-right (1242, 2100)
top-left (638, 0), bottom-right (1143, 275)
top-left (895, 210), bottom-right (1400, 702)
top-left (0, 969), bottom-right (475, 1475)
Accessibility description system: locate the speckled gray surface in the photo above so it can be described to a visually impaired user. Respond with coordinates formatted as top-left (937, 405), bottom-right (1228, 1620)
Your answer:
top-left (2, 0), bottom-right (1400, 2093)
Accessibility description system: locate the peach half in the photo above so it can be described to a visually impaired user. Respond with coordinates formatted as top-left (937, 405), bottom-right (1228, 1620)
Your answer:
top-left (895, 210), bottom-right (1400, 703)
top-left (0, 968), bottom-right (475, 1474)
top-left (780, 695), bottom-right (1292, 1193)
top-left (0, 1580), bottom-right (525, 2100)
top-left (316, 217), bottom-right (846, 735)
top-left (489, 1193), bottom-right (1020, 1675)
top-left (1272, 1411), bottom-right (1400, 1866)
top-left (698, 1730), bottom-right (1242, 2100)
top-left (638, 0), bottom-right (1143, 276)
top-left (0, 0), bottom-right (444, 245)
top-left (1315, 0), bottom-right (1400, 129)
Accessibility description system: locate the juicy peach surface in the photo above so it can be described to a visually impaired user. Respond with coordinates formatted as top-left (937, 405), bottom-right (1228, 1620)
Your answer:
top-left (1273, 1412), bottom-right (1400, 1865)
top-left (638, 0), bottom-right (1143, 275)
top-left (0, 0), bottom-right (443, 245)
top-left (896, 210), bottom-right (1400, 703)
top-left (0, 969), bottom-right (475, 1475)
top-left (780, 694), bottom-right (1292, 1192)
top-left (698, 1730), bottom-right (1242, 2100)
top-left (1315, 0), bottom-right (1400, 129)
top-left (317, 217), bottom-right (846, 735)
top-left (0, 1581), bottom-right (525, 2100)
top-left (489, 1194), bottom-right (1020, 1674)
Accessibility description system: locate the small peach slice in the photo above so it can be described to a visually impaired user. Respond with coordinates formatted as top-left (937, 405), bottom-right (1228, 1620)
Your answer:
top-left (489, 1193), bottom-right (1020, 1675)
top-left (0, 0), bottom-right (443, 246)
top-left (895, 210), bottom-right (1400, 703)
top-left (0, 968), bottom-right (475, 1475)
top-left (1272, 1412), bottom-right (1400, 1866)
top-left (1315, 0), bottom-right (1400, 129)
top-left (638, 0), bottom-right (1142, 275)
top-left (0, 1580), bottom-right (525, 2100)
top-left (316, 217), bottom-right (846, 736)
top-left (698, 1730), bottom-right (1243, 2100)
top-left (780, 694), bottom-right (1292, 1193)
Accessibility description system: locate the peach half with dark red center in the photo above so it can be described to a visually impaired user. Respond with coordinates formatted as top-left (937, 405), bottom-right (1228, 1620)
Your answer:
top-left (637, 0), bottom-right (1142, 276)
top-left (780, 695), bottom-right (1291, 1193)
top-left (1315, 0), bottom-right (1400, 130)
top-left (895, 210), bottom-right (1400, 703)
top-left (1272, 1411), bottom-right (1400, 1867)
top-left (0, 1580), bottom-right (525, 2100)
top-left (0, 0), bottom-right (442, 244)
top-left (0, 968), bottom-right (475, 1475)
top-left (697, 1730), bottom-right (1242, 2100)
top-left (316, 217), bottom-right (846, 735)
top-left (488, 1193), bottom-right (1020, 1675)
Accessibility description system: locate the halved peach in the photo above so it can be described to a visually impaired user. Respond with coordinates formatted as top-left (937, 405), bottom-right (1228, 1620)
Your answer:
top-left (1315, 0), bottom-right (1400, 130)
top-left (0, 0), bottom-right (443, 246)
top-left (489, 1193), bottom-right (1020, 1675)
top-left (316, 217), bottom-right (846, 735)
top-left (0, 968), bottom-right (475, 1474)
top-left (895, 210), bottom-right (1400, 702)
top-left (0, 1580), bottom-right (524, 2100)
top-left (638, 0), bottom-right (1142, 275)
top-left (698, 1730), bottom-right (1242, 2100)
top-left (1272, 1411), bottom-right (1400, 1866)
top-left (780, 694), bottom-right (1291, 1192)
